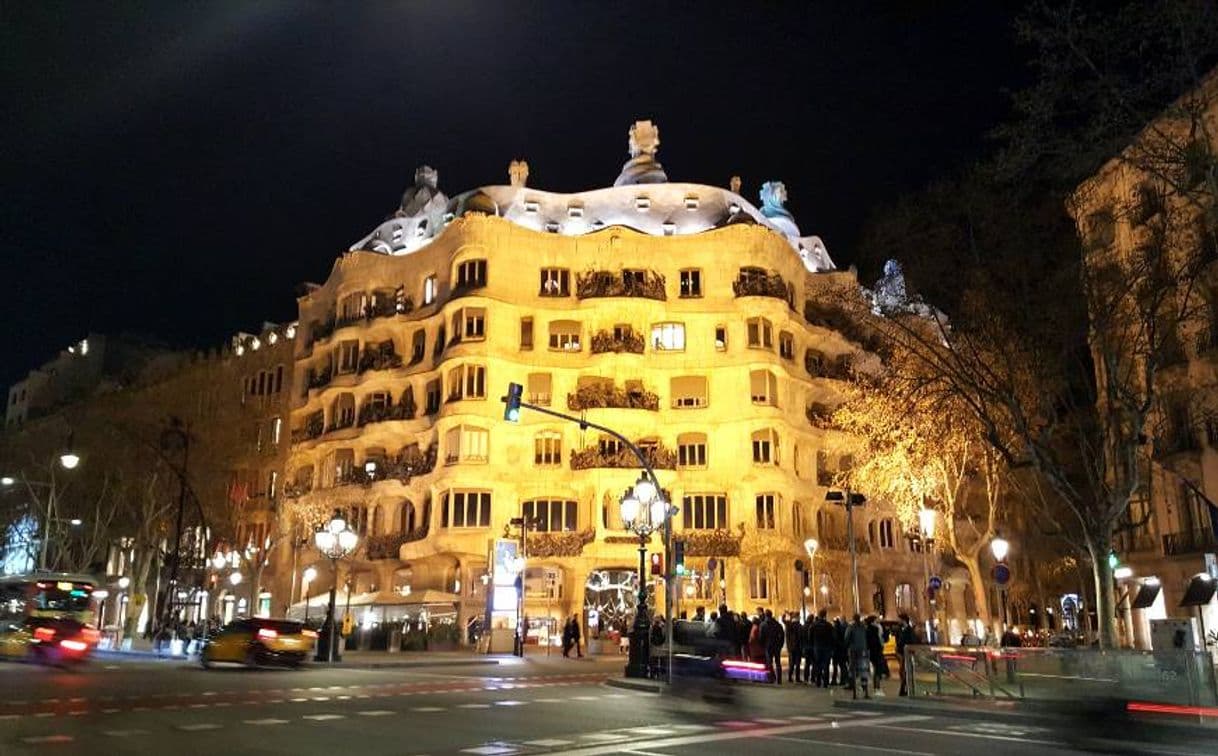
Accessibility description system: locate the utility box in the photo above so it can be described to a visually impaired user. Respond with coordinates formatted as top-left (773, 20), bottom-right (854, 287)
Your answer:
top-left (1150, 618), bottom-right (1201, 652)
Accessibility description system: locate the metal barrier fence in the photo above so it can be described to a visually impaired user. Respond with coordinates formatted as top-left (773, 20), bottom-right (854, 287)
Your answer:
top-left (906, 645), bottom-right (1218, 708)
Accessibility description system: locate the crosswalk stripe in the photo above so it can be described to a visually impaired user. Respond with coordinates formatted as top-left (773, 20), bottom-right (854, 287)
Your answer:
top-left (302, 714), bottom-right (345, 721)
top-left (357, 710), bottom-right (396, 717)
top-left (245, 719), bottom-right (289, 725)
top-left (176, 724), bottom-right (222, 731)
top-left (21, 735), bottom-right (74, 743)
top-left (102, 729), bottom-right (149, 737)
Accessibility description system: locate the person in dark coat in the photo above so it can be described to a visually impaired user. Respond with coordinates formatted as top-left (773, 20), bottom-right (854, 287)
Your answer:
top-left (784, 613), bottom-right (803, 683)
top-left (561, 616), bottom-right (574, 657)
top-left (801, 613), bottom-right (816, 683)
top-left (896, 613), bottom-right (916, 696)
top-left (759, 609), bottom-right (785, 684)
top-left (832, 616), bottom-right (849, 686)
top-left (568, 614), bottom-right (583, 657)
top-left (865, 615), bottom-right (887, 692)
top-left (844, 614), bottom-right (870, 699)
top-left (810, 609), bottom-right (835, 687)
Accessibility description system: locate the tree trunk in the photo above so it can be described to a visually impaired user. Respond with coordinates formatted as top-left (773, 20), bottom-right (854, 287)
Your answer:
top-left (1089, 532), bottom-right (1117, 649)
top-left (958, 554), bottom-right (992, 634)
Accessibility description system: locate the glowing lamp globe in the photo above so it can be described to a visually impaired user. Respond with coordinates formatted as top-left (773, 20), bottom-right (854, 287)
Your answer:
top-left (619, 494), bottom-right (641, 528)
top-left (990, 536), bottom-right (1010, 563)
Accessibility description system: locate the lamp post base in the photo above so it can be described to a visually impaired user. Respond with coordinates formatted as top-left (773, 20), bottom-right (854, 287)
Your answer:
top-left (624, 545), bottom-right (651, 678)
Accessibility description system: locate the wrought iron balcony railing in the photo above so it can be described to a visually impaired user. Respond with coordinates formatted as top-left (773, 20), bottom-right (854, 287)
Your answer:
top-left (1162, 527), bottom-right (1218, 556)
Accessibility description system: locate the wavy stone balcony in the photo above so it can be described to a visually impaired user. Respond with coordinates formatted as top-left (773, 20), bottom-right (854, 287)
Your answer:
top-left (569, 442), bottom-right (676, 470)
top-left (677, 528), bottom-right (743, 557)
top-left (332, 444), bottom-right (438, 489)
top-left (575, 270), bottom-right (666, 301)
top-left (358, 397), bottom-right (416, 427)
top-left (806, 402), bottom-right (834, 428)
top-left (567, 383), bottom-right (659, 411)
top-left (291, 411), bottom-right (325, 443)
top-left (590, 329), bottom-right (645, 355)
top-left (526, 529), bottom-right (595, 558)
top-left (366, 523), bottom-right (430, 560)
top-left (732, 270), bottom-right (791, 302)
top-left (358, 344), bottom-right (403, 373)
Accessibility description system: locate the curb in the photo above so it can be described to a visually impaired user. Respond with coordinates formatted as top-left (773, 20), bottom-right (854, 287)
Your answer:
top-left (326, 658), bottom-right (501, 670)
top-left (605, 677), bottom-right (665, 693)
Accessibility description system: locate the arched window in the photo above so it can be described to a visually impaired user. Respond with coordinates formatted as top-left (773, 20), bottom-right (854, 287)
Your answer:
top-left (399, 500), bottom-right (417, 534)
top-left (751, 428), bottom-right (779, 464)
top-left (330, 393), bottom-right (356, 430)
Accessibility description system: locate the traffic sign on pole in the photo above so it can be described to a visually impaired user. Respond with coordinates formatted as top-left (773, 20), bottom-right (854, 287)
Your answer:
top-left (992, 563), bottom-right (1011, 586)
top-left (929, 575), bottom-right (943, 591)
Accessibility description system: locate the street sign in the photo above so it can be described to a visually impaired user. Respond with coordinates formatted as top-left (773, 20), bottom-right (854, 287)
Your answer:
top-left (992, 563), bottom-right (1011, 586)
top-left (928, 575), bottom-right (943, 590)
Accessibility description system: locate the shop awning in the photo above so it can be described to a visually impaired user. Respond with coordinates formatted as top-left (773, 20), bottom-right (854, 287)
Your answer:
top-left (1179, 574), bottom-right (1217, 607)
top-left (1131, 581), bottom-right (1162, 609)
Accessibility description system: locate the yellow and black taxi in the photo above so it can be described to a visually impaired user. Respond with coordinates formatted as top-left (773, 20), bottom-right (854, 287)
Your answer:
top-left (200, 618), bottom-right (316, 669)
top-left (0, 616), bottom-right (100, 666)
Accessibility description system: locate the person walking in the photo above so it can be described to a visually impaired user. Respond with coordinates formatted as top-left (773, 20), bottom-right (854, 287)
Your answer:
top-left (760, 609), bottom-right (785, 685)
top-left (569, 614), bottom-right (583, 657)
top-left (844, 613), bottom-right (870, 699)
top-left (784, 612), bottom-right (803, 683)
top-left (896, 612), bottom-right (916, 696)
top-left (832, 616), bottom-right (849, 687)
top-left (561, 617), bottom-right (574, 657)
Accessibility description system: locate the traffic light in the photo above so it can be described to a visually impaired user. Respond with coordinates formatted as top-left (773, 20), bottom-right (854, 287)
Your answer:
top-left (503, 382), bottom-right (523, 422)
top-left (650, 552), bottom-right (663, 576)
top-left (673, 540), bottom-right (686, 575)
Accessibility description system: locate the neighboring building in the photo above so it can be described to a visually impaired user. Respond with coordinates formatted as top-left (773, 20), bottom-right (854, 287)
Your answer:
top-left (284, 121), bottom-right (965, 648)
top-left (1071, 69), bottom-right (1218, 650)
top-left (5, 332), bottom-right (176, 428)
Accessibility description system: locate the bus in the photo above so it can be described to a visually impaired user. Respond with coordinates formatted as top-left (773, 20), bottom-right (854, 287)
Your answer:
top-left (0, 573), bottom-right (100, 664)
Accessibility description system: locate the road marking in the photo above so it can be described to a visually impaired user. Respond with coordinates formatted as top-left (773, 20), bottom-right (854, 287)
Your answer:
top-left (571, 695), bottom-right (599, 701)
top-left (176, 723), bottom-right (222, 731)
top-left (754, 718), bottom-right (790, 725)
top-left (302, 714), bottom-right (346, 721)
top-left (461, 746), bottom-right (519, 755)
top-left (21, 735), bottom-right (74, 743)
top-left (494, 700), bottom-right (526, 706)
top-left (626, 728), bottom-right (675, 736)
top-left (311, 696), bottom-right (331, 701)
top-left (458, 703), bottom-right (491, 709)
top-left (103, 729), bottom-right (149, 737)
top-left (102, 708), bottom-right (120, 714)
top-left (763, 733), bottom-right (934, 755)
top-left (541, 715), bottom-right (930, 756)
top-left (791, 715), bottom-right (822, 721)
top-left (580, 733), bottom-right (630, 741)
top-left (525, 739), bottom-right (575, 747)
top-left (245, 718), bottom-right (290, 725)
top-left (411, 706), bottom-right (444, 712)
top-left (34, 712), bottom-right (54, 718)
top-left (357, 710), bottom-right (396, 716)
top-left (873, 723), bottom-right (1062, 747)
top-left (202, 691), bottom-right (217, 696)
top-left (533, 698), bottom-right (562, 703)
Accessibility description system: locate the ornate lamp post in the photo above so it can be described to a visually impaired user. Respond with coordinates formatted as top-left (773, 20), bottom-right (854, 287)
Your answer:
top-left (620, 474), bottom-right (671, 679)
top-left (313, 511), bottom-right (358, 663)
top-left (825, 488), bottom-right (866, 614)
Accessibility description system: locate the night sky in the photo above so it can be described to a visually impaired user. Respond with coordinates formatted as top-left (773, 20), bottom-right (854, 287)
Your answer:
top-left (0, 2), bottom-right (1025, 386)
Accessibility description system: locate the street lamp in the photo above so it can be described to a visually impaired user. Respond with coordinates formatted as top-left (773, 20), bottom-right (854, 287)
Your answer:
top-left (314, 511), bottom-right (358, 662)
top-left (621, 474), bottom-right (672, 679)
top-left (302, 566), bottom-right (318, 624)
top-left (825, 488), bottom-right (866, 614)
top-left (917, 505), bottom-right (937, 643)
top-left (991, 533), bottom-right (1011, 630)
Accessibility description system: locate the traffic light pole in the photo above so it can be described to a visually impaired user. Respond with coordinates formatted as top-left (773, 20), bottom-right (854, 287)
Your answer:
top-left (503, 389), bottom-right (674, 681)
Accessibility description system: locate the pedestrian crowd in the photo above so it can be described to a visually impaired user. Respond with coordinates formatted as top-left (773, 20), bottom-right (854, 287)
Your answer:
top-left (637, 603), bottom-right (922, 699)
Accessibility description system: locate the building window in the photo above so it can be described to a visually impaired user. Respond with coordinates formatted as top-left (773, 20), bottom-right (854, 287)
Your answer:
top-left (749, 565), bottom-right (771, 600)
top-left (456, 259), bottom-right (487, 290)
top-left (447, 364), bottom-right (486, 401)
top-left (457, 308), bottom-right (486, 341)
top-left (425, 379), bottom-right (441, 415)
top-left (523, 499), bottom-right (577, 532)
top-left (548, 320), bottom-right (582, 351)
top-left (651, 322), bottom-right (685, 352)
top-left (598, 436), bottom-right (623, 457)
top-left (434, 325), bottom-right (446, 358)
top-left (879, 519), bottom-right (895, 549)
top-left (622, 268), bottom-right (645, 288)
top-left (331, 393), bottom-right (356, 429)
top-left (677, 432), bottom-right (707, 468)
top-left (715, 325), bottom-right (727, 351)
top-left (682, 493), bottom-right (727, 530)
top-left (895, 583), bottom-right (915, 612)
top-left (409, 329), bottom-right (425, 364)
top-left (519, 317), bottom-right (534, 350)
top-left (749, 370), bottom-right (778, 405)
top-left (752, 429), bottom-right (779, 465)
top-left (779, 331), bottom-right (794, 360)
top-left (445, 425), bottom-right (489, 464)
top-left (540, 268), bottom-right (570, 296)
top-left (423, 275), bottom-right (437, 305)
top-left (527, 372), bottom-right (552, 406)
top-left (755, 493), bottom-right (777, 529)
top-left (441, 490), bottom-right (491, 528)
top-left (792, 502), bottom-right (806, 537)
top-left (746, 318), bottom-right (773, 349)
top-left (399, 500), bottom-right (418, 534)
top-left (671, 375), bottom-right (708, 408)
top-left (270, 417), bottom-right (282, 446)
top-left (267, 471), bottom-right (278, 500)
top-left (679, 269), bottom-right (702, 298)
top-left (337, 340), bottom-right (359, 374)
top-left (534, 431), bottom-right (562, 465)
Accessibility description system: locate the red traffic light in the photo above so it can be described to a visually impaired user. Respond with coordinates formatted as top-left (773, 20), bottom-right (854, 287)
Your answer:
top-left (649, 553), bottom-right (663, 576)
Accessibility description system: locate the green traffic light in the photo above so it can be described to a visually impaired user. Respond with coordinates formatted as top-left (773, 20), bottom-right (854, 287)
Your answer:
top-left (1108, 550), bottom-right (1119, 570)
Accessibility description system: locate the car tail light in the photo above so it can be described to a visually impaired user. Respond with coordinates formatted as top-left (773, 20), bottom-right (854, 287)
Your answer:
top-left (82, 627), bottom-right (100, 643)
top-left (33, 627), bottom-right (56, 642)
top-left (257, 628), bottom-right (279, 640)
top-left (302, 629), bottom-right (318, 639)
top-left (721, 659), bottom-right (767, 671)
top-left (60, 639), bottom-right (88, 652)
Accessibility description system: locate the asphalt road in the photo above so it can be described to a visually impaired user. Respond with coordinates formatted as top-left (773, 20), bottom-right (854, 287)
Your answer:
top-left (0, 654), bottom-right (1213, 755)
